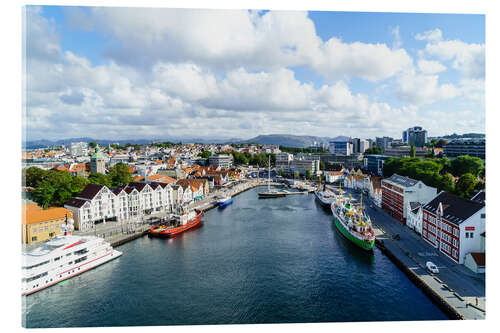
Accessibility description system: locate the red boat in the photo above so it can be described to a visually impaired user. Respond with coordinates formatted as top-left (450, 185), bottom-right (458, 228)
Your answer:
top-left (148, 210), bottom-right (203, 238)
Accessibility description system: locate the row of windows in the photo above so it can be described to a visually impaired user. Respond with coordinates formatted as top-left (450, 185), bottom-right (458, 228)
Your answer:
top-left (465, 232), bottom-right (474, 239)
top-left (441, 242), bottom-right (451, 253)
top-left (23, 271), bottom-right (48, 283)
top-left (32, 223), bottom-right (61, 234)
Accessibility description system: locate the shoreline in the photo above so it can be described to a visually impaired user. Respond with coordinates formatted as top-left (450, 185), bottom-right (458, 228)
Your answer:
top-left (105, 181), bottom-right (482, 320)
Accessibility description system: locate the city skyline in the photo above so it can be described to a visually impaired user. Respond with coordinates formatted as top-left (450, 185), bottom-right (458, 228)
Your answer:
top-left (24, 6), bottom-right (485, 141)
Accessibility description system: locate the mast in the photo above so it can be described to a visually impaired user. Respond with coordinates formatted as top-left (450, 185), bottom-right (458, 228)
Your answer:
top-left (267, 155), bottom-right (271, 191)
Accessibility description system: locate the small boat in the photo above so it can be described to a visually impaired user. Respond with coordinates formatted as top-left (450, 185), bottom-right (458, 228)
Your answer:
top-left (148, 210), bottom-right (203, 238)
top-left (217, 196), bottom-right (233, 207)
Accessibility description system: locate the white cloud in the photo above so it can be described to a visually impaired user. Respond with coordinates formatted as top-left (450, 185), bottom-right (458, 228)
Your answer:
top-left (425, 40), bottom-right (484, 79)
top-left (415, 28), bottom-right (443, 42)
top-left (396, 72), bottom-right (461, 105)
top-left (392, 26), bottom-right (402, 49)
top-left (417, 59), bottom-right (447, 74)
top-left (66, 7), bottom-right (412, 82)
top-left (416, 28), bottom-right (484, 79)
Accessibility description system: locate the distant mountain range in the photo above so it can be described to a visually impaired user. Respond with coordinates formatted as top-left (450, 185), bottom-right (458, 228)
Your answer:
top-left (23, 134), bottom-right (352, 149)
top-left (233, 134), bottom-right (349, 147)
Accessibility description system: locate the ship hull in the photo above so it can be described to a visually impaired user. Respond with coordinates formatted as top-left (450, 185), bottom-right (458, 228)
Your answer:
top-left (258, 192), bottom-right (285, 198)
top-left (218, 198), bottom-right (233, 207)
top-left (314, 191), bottom-right (333, 208)
top-left (333, 215), bottom-right (374, 251)
top-left (149, 211), bottom-right (203, 238)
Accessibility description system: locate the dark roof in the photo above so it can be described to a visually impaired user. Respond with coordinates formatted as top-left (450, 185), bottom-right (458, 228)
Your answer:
top-left (149, 182), bottom-right (161, 189)
top-left (150, 182), bottom-right (168, 189)
top-left (470, 253), bottom-right (485, 267)
top-left (127, 182), bottom-right (147, 192)
top-left (65, 197), bottom-right (88, 208)
top-left (409, 201), bottom-right (421, 213)
top-left (78, 184), bottom-right (104, 200)
top-left (111, 187), bottom-right (126, 195)
top-left (423, 191), bottom-right (485, 225)
top-left (384, 174), bottom-right (418, 188)
top-left (471, 190), bottom-right (485, 204)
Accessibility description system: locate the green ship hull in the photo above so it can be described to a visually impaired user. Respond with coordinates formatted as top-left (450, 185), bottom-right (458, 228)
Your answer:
top-left (333, 216), bottom-right (374, 251)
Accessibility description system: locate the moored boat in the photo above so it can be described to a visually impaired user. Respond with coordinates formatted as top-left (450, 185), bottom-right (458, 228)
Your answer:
top-left (314, 190), bottom-right (337, 208)
top-left (148, 210), bottom-right (203, 238)
top-left (22, 219), bottom-right (122, 296)
top-left (258, 156), bottom-right (285, 198)
top-left (331, 192), bottom-right (375, 251)
top-left (217, 196), bottom-right (233, 207)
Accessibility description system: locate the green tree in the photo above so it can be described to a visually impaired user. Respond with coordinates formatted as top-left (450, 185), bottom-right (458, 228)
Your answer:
top-left (320, 161), bottom-right (326, 170)
top-left (89, 141), bottom-right (98, 148)
top-left (455, 173), bottom-right (477, 198)
top-left (108, 162), bottom-right (133, 186)
top-left (24, 166), bottom-right (47, 187)
top-left (70, 175), bottom-right (90, 195)
top-left (198, 150), bottom-right (211, 159)
top-left (305, 169), bottom-right (312, 180)
top-left (364, 147), bottom-right (383, 155)
top-left (278, 168), bottom-right (284, 176)
top-left (410, 143), bottom-right (416, 158)
top-left (450, 155), bottom-right (484, 177)
top-left (294, 171), bottom-right (299, 179)
top-left (31, 180), bottom-right (56, 208)
top-left (88, 172), bottom-right (112, 187)
top-left (439, 173), bottom-right (455, 193)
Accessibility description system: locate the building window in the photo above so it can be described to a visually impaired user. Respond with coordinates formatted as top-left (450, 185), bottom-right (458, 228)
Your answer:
top-left (465, 232), bottom-right (469, 238)
top-left (470, 232), bottom-right (474, 238)
top-left (33, 227), bottom-right (37, 234)
top-left (45, 226), bottom-right (48, 231)
top-left (31, 236), bottom-right (37, 242)
top-left (481, 213), bottom-right (485, 218)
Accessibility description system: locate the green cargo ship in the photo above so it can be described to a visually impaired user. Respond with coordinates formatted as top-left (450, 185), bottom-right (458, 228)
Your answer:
top-left (331, 193), bottom-right (375, 251)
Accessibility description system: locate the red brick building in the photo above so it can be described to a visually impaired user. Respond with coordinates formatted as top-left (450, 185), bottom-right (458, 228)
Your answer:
top-left (422, 191), bottom-right (485, 264)
top-left (381, 174), bottom-right (437, 224)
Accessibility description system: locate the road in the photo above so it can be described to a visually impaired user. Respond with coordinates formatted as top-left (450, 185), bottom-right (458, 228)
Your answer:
top-left (340, 187), bottom-right (485, 319)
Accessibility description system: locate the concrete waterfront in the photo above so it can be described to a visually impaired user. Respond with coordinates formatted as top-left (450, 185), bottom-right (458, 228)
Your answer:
top-left (338, 187), bottom-right (485, 320)
top-left (76, 179), bottom-right (485, 320)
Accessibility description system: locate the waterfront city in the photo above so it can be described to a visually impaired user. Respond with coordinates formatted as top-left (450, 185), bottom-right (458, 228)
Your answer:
top-left (20, 5), bottom-right (486, 329)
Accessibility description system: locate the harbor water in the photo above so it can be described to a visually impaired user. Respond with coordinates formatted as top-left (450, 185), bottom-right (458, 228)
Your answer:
top-left (23, 186), bottom-right (447, 327)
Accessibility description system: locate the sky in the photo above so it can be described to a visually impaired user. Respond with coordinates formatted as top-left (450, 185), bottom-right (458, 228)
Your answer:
top-left (23, 5), bottom-right (485, 142)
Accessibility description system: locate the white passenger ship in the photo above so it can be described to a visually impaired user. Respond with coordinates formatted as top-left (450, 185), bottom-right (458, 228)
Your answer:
top-left (22, 218), bottom-right (122, 296)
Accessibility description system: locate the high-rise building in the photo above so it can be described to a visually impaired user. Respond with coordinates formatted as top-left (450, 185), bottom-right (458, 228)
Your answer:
top-left (375, 137), bottom-right (393, 150)
top-left (402, 126), bottom-right (428, 147)
top-left (443, 139), bottom-right (485, 159)
top-left (328, 139), bottom-right (352, 155)
top-left (70, 142), bottom-right (88, 157)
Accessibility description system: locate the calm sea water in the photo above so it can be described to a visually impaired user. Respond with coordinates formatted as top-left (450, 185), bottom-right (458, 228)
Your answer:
top-left (23, 187), bottom-right (447, 327)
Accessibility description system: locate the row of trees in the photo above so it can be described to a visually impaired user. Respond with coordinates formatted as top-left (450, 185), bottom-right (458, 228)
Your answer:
top-left (278, 145), bottom-right (328, 154)
top-left (382, 155), bottom-right (485, 199)
top-left (23, 163), bottom-right (133, 208)
top-left (230, 151), bottom-right (276, 167)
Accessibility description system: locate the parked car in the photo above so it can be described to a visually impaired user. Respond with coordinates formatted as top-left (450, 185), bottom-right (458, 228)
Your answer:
top-left (426, 261), bottom-right (439, 274)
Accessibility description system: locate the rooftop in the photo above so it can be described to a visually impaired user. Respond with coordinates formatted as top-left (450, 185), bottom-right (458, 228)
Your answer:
top-left (423, 191), bottom-right (485, 225)
top-left (384, 174), bottom-right (418, 188)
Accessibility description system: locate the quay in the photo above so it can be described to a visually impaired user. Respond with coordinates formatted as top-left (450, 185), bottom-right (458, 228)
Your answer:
top-left (348, 186), bottom-right (486, 320)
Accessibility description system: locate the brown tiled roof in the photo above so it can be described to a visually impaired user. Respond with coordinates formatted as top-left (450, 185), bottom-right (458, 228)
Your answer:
top-left (23, 204), bottom-right (73, 225)
top-left (78, 184), bottom-right (104, 200)
top-left (470, 253), bottom-right (485, 267)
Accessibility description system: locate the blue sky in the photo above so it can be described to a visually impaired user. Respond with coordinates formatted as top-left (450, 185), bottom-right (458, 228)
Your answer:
top-left (24, 6), bottom-right (485, 141)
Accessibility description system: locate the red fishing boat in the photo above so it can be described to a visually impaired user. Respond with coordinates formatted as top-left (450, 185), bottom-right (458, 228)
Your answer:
top-left (148, 210), bottom-right (203, 238)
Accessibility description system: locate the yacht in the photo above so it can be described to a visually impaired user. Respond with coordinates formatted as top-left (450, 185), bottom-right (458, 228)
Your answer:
top-left (22, 218), bottom-right (122, 296)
